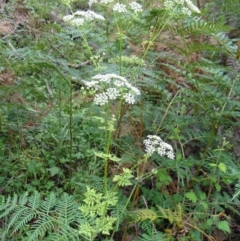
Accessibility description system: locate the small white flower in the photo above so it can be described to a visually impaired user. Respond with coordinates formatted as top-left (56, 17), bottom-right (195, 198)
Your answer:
top-left (94, 93), bottom-right (109, 106)
top-left (86, 74), bottom-right (140, 106)
top-left (164, 0), bottom-right (174, 10)
top-left (74, 10), bottom-right (105, 21)
top-left (143, 135), bottom-right (175, 159)
top-left (185, 0), bottom-right (200, 13)
top-left (174, 0), bottom-right (184, 4)
top-left (70, 18), bottom-right (85, 26)
top-left (106, 88), bottom-right (120, 100)
top-left (130, 86), bottom-right (141, 95)
top-left (164, 0), bottom-right (200, 14)
top-left (85, 80), bottom-right (99, 88)
top-left (92, 74), bottom-right (111, 83)
top-left (114, 80), bottom-right (125, 87)
top-left (166, 151), bottom-right (175, 160)
top-left (129, 2), bottom-right (142, 13)
top-left (124, 92), bottom-right (136, 104)
top-left (74, 10), bottom-right (86, 16)
top-left (145, 145), bottom-right (155, 155)
top-left (89, 0), bottom-right (98, 6)
top-left (113, 3), bottom-right (127, 13)
top-left (181, 7), bottom-right (192, 16)
top-left (63, 14), bottom-right (74, 22)
top-left (100, 0), bottom-right (114, 3)
top-left (89, 11), bottom-right (105, 21)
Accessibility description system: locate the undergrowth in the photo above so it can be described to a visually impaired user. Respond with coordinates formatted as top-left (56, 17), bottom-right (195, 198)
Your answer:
top-left (0, 0), bottom-right (240, 240)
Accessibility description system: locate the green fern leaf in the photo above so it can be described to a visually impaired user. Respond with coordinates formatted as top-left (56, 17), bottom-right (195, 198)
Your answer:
top-left (40, 192), bottom-right (57, 214)
top-left (28, 191), bottom-right (41, 210)
top-left (29, 216), bottom-right (55, 241)
top-left (130, 209), bottom-right (158, 222)
top-left (18, 192), bottom-right (29, 206)
top-left (0, 195), bottom-right (18, 218)
top-left (56, 193), bottom-right (78, 224)
top-left (8, 207), bottom-right (32, 234)
top-left (0, 192), bottom-right (83, 240)
top-left (12, 210), bottom-right (37, 235)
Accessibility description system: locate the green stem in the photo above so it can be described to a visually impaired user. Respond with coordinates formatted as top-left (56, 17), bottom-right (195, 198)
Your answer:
top-left (68, 79), bottom-right (73, 191)
top-left (156, 90), bottom-right (179, 133)
top-left (141, 12), bottom-right (171, 60)
top-left (103, 128), bottom-right (113, 195)
top-left (119, 32), bottom-right (123, 75)
top-left (190, 127), bottom-right (217, 188)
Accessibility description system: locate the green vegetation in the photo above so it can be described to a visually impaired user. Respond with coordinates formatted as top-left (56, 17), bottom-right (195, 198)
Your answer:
top-left (0, 0), bottom-right (240, 240)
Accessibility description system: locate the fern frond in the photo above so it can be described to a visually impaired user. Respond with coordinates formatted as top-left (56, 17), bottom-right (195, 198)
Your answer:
top-left (56, 193), bottom-right (78, 224)
top-left (18, 192), bottom-right (29, 206)
top-left (157, 203), bottom-right (183, 225)
top-left (45, 233), bottom-right (75, 241)
top-left (29, 216), bottom-right (55, 241)
top-left (232, 183), bottom-right (240, 201)
top-left (0, 191), bottom-right (83, 240)
top-left (40, 192), bottom-right (57, 214)
top-left (12, 209), bottom-right (37, 235)
top-left (223, 202), bottom-right (240, 217)
top-left (8, 207), bottom-right (35, 235)
top-left (0, 194), bottom-right (18, 218)
top-left (137, 230), bottom-right (166, 241)
top-left (130, 209), bottom-right (158, 222)
top-left (179, 18), bottom-right (231, 35)
top-left (28, 191), bottom-right (41, 210)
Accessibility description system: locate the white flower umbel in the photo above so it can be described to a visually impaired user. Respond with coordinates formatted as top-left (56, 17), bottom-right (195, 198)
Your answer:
top-left (100, 0), bottom-right (114, 4)
top-left (164, 0), bottom-right (174, 10)
top-left (164, 0), bottom-right (200, 15)
top-left (129, 2), bottom-right (143, 13)
top-left (85, 74), bottom-right (140, 106)
top-left (74, 10), bottom-right (105, 21)
top-left (94, 93), bottom-right (109, 106)
top-left (113, 3), bottom-right (128, 13)
top-left (185, 0), bottom-right (201, 13)
top-left (89, 0), bottom-right (114, 6)
top-left (123, 92), bottom-right (136, 104)
top-left (63, 15), bottom-right (74, 21)
top-left (181, 7), bottom-right (191, 16)
top-left (143, 135), bottom-right (175, 159)
top-left (70, 18), bottom-right (85, 26)
top-left (89, 0), bottom-right (98, 6)
top-left (106, 88), bottom-right (120, 100)
top-left (63, 10), bottom-right (105, 26)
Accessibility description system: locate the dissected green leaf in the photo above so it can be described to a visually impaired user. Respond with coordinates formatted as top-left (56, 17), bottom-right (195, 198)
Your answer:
top-left (185, 191), bottom-right (198, 203)
top-left (217, 220), bottom-right (231, 233)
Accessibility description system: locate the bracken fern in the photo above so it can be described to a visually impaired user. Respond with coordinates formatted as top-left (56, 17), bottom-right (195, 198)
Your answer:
top-left (0, 191), bottom-right (83, 241)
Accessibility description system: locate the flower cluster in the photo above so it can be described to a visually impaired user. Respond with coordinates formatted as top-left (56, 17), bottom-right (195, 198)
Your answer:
top-left (85, 74), bottom-right (140, 106)
top-left (143, 135), bottom-right (175, 159)
top-left (63, 10), bottom-right (105, 26)
top-left (164, 0), bottom-right (200, 16)
top-left (89, 0), bottom-right (142, 14)
top-left (129, 2), bottom-right (143, 13)
top-left (89, 0), bottom-right (114, 6)
top-left (113, 3), bottom-right (127, 13)
top-left (113, 2), bottom-right (142, 13)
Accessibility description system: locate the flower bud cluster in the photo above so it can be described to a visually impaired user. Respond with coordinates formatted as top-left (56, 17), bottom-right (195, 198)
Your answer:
top-left (164, 0), bottom-right (200, 16)
top-left (63, 10), bottom-right (105, 26)
top-left (85, 74), bottom-right (140, 106)
top-left (143, 135), bottom-right (175, 159)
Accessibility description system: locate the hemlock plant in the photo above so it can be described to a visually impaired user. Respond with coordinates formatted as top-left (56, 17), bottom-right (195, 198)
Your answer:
top-left (0, 0), bottom-right (239, 240)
